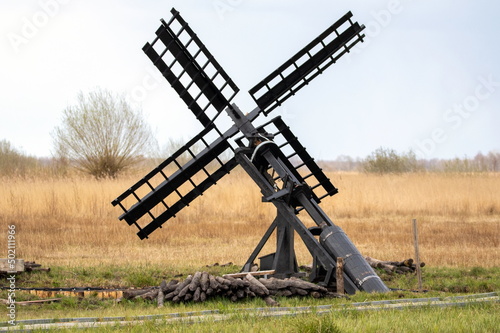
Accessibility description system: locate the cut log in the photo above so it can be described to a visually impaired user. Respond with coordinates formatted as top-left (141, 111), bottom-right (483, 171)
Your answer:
top-left (365, 257), bottom-right (423, 274)
top-left (178, 284), bottom-right (191, 298)
top-left (396, 266), bottom-right (413, 273)
top-left (159, 280), bottom-right (167, 291)
top-left (165, 290), bottom-right (176, 301)
top-left (287, 277), bottom-right (328, 292)
top-left (193, 287), bottom-right (201, 302)
top-left (275, 290), bottom-right (293, 297)
top-left (246, 288), bottom-right (256, 298)
top-left (245, 273), bottom-right (269, 296)
top-left (263, 296), bottom-right (279, 307)
top-left (365, 257), bottom-right (396, 271)
top-left (200, 272), bottom-right (209, 291)
top-left (157, 288), bottom-right (164, 308)
top-left (123, 288), bottom-right (155, 299)
top-left (228, 277), bottom-right (249, 289)
top-left (259, 277), bottom-right (289, 290)
top-left (289, 287), bottom-right (308, 296)
top-left (209, 274), bottom-right (219, 290)
top-left (310, 291), bottom-right (322, 299)
top-left (189, 271), bottom-right (202, 291)
top-left (164, 280), bottom-right (179, 293)
top-left (402, 259), bottom-right (414, 267)
top-left (137, 289), bottom-right (158, 300)
top-left (215, 276), bottom-right (231, 289)
top-left (236, 289), bottom-right (246, 299)
top-left (173, 275), bottom-right (192, 296)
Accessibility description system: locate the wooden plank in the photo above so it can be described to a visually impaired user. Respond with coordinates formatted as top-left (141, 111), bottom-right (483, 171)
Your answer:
top-left (0, 298), bottom-right (61, 305)
top-left (26, 289), bottom-right (122, 299)
top-left (413, 219), bottom-right (423, 291)
top-left (223, 270), bottom-right (275, 279)
top-left (336, 257), bottom-right (345, 295)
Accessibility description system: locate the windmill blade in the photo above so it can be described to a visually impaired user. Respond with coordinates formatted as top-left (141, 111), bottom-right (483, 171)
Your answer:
top-left (267, 117), bottom-right (338, 204)
top-left (111, 126), bottom-right (239, 240)
top-left (235, 116), bottom-right (338, 206)
top-left (143, 8), bottom-right (240, 127)
top-left (249, 11), bottom-right (365, 115)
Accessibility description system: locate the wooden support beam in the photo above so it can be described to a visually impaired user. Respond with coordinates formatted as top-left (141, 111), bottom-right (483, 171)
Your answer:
top-left (336, 257), bottom-right (345, 295)
top-left (223, 270), bottom-right (276, 279)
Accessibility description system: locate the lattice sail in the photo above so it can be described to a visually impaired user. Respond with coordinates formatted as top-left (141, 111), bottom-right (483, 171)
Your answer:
top-left (111, 126), bottom-right (239, 239)
top-left (143, 8), bottom-right (240, 127)
top-left (249, 11), bottom-right (365, 115)
top-left (235, 116), bottom-right (338, 206)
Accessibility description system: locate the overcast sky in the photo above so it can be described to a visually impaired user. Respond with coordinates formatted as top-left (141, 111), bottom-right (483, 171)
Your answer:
top-left (1, 0), bottom-right (499, 160)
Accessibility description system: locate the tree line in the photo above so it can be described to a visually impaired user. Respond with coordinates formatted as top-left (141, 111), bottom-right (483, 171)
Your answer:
top-left (322, 148), bottom-right (500, 173)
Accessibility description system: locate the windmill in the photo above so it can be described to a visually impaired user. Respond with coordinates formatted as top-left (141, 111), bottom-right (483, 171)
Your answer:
top-left (112, 8), bottom-right (389, 294)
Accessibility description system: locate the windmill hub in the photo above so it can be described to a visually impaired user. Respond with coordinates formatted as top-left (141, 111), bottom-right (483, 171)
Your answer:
top-left (112, 8), bottom-right (389, 294)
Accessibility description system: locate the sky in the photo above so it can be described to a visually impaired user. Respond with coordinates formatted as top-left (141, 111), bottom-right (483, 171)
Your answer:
top-left (1, 0), bottom-right (499, 160)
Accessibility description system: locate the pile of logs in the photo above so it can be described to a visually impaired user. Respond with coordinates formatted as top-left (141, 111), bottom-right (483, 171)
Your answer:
top-left (123, 272), bottom-right (338, 307)
top-left (365, 257), bottom-right (425, 274)
top-left (25, 261), bottom-right (50, 272)
top-left (122, 257), bottom-right (424, 306)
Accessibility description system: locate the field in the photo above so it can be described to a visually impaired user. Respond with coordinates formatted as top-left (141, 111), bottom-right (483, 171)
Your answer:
top-left (1, 170), bottom-right (499, 331)
top-left (1, 170), bottom-right (498, 268)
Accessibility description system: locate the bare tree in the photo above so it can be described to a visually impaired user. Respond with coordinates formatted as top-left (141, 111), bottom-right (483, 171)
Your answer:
top-left (52, 88), bottom-right (156, 178)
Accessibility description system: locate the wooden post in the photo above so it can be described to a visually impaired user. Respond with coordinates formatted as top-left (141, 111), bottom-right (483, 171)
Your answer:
top-left (412, 219), bottom-right (423, 291)
top-left (336, 257), bottom-right (344, 295)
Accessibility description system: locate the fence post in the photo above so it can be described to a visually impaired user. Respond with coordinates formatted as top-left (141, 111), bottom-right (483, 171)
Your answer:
top-left (412, 218), bottom-right (423, 291)
top-left (336, 257), bottom-right (344, 295)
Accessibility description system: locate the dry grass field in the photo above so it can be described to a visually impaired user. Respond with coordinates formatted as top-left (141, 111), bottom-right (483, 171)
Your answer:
top-left (1, 170), bottom-right (499, 270)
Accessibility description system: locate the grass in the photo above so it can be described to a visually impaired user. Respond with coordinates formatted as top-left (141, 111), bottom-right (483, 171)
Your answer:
top-left (1, 265), bottom-right (499, 331)
top-left (0, 171), bottom-right (498, 330)
top-left (0, 171), bottom-right (498, 268)
top-left (2, 294), bottom-right (498, 332)
top-left (1, 265), bottom-right (498, 319)
top-left (5, 264), bottom-right (500, 296)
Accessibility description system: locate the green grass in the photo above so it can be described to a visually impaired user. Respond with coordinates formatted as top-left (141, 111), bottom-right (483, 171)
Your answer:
top-left (15, 303), bottom-right (500, 333)
top-left (6, 265), bottom-right (500, 292)
top-left (1, 263), bottom-right (241, 290)
top-left (1, 265), bottom-right (499, 331)
top-left (375, 266), bottom-right (500, 293)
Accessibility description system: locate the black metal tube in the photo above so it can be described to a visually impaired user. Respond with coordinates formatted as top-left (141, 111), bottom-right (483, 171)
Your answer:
top-left (319, 225), bottom-right (390, 293)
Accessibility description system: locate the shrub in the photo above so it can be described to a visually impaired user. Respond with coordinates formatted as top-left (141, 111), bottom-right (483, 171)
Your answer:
top-left (361, 147), bottom-right (421, 174)
top-left (52, 88), bottom-right (156, 179)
